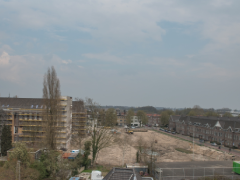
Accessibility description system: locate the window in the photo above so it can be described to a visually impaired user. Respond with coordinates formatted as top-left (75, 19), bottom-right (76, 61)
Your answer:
top-left (15, 126), bottom-right (18, 134)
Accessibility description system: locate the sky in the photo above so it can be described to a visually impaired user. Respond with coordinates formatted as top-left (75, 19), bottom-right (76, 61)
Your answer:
top-left (0, 0), bottom-right (240, 109)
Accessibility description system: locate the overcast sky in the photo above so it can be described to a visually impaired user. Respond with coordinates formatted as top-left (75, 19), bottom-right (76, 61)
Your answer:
top-left (0, 0), bottom-right (240, 109)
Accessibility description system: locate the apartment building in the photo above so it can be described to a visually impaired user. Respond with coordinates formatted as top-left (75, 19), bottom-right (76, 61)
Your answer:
top-left (72, 101), bottom-right (86, 137)
top-left (169, 115), bottom-right (240, 148)
top-left (72, 101), bottom-right (87, 136)
top-left (0, 96), bottom-right (86, 150)
top-left (117, 114), bottom-right (126, 126)
top-left (131, 116), bottom-right (141, 127)
top-left (147, 114), bottom-right (161, 126)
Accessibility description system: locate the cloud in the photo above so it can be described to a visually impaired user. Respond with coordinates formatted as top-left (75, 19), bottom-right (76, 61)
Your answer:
top-left (148, 57), bottom-right (185, 67)
top-left (0, 45), bottom-right (13, 53)
top-left (83, 53), bottom-right (126, 64)
top-left (62, 59), bottom-right (72, 64)
top-left (0, 51), bottom-right (74, 83)
top-left (0, 51), bottom-right (10, 66)
top-left (0, 0), bottom-right (239, 52)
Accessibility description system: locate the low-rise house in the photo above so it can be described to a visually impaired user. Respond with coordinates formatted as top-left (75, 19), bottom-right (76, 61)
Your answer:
top-left (169, 115), bottom-right (240, 148)
top-left (7, 148), bottom-right (42, 161)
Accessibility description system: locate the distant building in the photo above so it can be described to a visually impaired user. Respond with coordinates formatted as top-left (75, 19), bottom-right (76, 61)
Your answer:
top-left (131, 116), bottom-right (140, 127)
top-left (147, 114), bottom-right (161, 126)
top-left (169, 115), bottom-right (240, 148)
top-left (117, 113), bottom-right (126, 126)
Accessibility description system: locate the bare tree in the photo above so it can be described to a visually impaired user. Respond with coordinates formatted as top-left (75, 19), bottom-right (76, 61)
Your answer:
top-left (126, 109), bottom-right (134, 126)
top-left (42, 66), bottom-right (61, 150)
top-left (105, 108), bottom-right (117, 127)
top-left (91, 127), bottom-right (115, 165)
top-left (85, 98), bottom-right (100, 129)
top-left (118, 135), bottom-right (131, 166)
top-left (85, 98), bottom-right (116, 165)
top-left (136, 137), bottom-right (147, 163)
top-left (141, 133), bottom-right (159, 175)
top-left (98, 109), bottom-right (106, 126)
top-left (136, 110), bottom-right (148, 126)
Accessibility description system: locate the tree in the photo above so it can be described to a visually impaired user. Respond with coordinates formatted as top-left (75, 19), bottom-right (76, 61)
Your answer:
top-left (160, 110), bottom-right (174, 127)
top-left (98, 109), bottom-right (106, 126)
top-left (126, 109), bottom-right (134, 126)
top-left (136, 137), bottom-right (147, 163)
top-left (142, 132), bottom-right (159, 176)
top-left (91, 126), bottom-right (115, 165)
top-left (0, 124), bottom-right (12, 156)
top-left (82, 141), bottom-right (91, 169)
top-left (133, 106), bottom-right (157, 114)
top-left (175, 108), bottom-right (192, 116)
top-left (85, 98), bottom-right (116, 165)
top-left (223, 112), bottom-right (233, 118)
top-left (160, 111), bottom-right (169, 127)
top-left (105, 108), bottom-right (117, 127)
top-left (85, 97), bottom-right (100, 129)
top-left (40, 150), bottom-right (59, 179)
top-left (204, 111), bottom-right (220, 117)
top-left (42, 66), bottom-right (61, 150)
top-left (188, 110), bottom-right (197, 116)
top-left (9, 142), bottom-right (31, 166)
top-left (136, 110), bottom-right (148, 126)
top-left (188, 105), bottom-right (204, 116)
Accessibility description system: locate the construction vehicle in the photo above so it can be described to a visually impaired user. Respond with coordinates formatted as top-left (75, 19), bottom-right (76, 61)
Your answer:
top-left (125, 128), bottom-right (134, 134)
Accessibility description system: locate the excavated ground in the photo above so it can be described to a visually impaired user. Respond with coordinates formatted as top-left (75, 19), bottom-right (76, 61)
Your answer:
top-left (72, 128), bottom-right (234, 166)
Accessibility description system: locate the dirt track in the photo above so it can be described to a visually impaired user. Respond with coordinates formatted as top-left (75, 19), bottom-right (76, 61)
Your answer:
top-left (95, 129), bottom-right (233, 166)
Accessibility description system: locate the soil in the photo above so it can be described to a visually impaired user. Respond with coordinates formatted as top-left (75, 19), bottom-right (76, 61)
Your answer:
top-left (73, 128), bottom-right (234, 166)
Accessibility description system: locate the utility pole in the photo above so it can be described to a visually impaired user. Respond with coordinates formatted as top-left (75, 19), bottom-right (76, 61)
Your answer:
top-left (193, 127), bottom-right (195, 161)
top-left (16, 160), bottom-right (20, 180)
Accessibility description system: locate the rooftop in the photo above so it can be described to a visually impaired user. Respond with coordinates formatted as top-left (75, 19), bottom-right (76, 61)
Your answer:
top-left (103, 168), bottom-right (142, 180)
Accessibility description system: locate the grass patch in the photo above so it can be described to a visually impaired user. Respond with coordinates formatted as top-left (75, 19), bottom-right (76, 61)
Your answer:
top-left (175, 148), bottom-right (193, 154)
top-left (152, 129), bottom-right (192, 143)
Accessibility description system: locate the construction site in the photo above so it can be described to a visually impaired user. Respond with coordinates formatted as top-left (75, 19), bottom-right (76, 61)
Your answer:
top-left (93, 128), bottom-right (234, 166)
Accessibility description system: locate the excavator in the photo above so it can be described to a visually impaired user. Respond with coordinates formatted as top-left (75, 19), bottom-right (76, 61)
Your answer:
top-left (125, 128), bottom-right (134, 134)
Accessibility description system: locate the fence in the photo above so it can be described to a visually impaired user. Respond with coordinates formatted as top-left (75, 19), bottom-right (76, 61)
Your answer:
top-left (154, 167), bottom-right (240, 180)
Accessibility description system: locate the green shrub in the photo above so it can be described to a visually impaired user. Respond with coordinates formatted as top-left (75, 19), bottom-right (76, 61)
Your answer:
top-left (30, 161), bottom-right (49, 179)
top-left (0, 161), bottom-right (5, 167)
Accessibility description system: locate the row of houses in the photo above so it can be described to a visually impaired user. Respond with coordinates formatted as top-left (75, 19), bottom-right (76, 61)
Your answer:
top-left (169, 115), bottom-right (240, 148)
